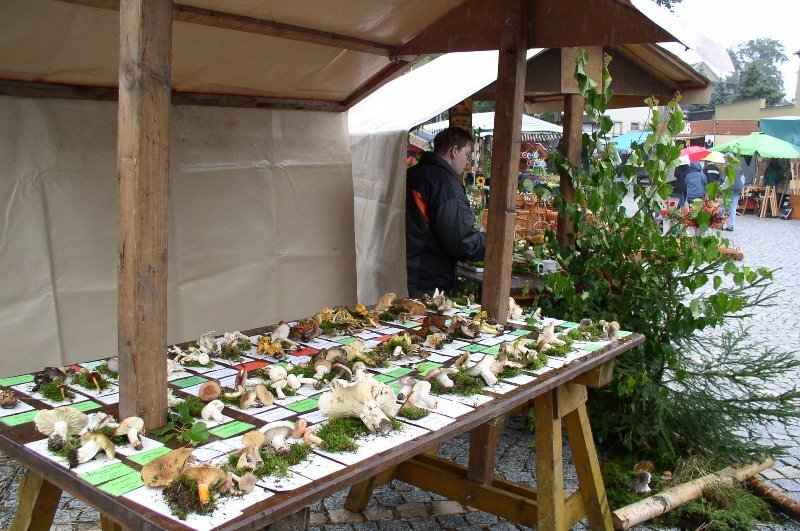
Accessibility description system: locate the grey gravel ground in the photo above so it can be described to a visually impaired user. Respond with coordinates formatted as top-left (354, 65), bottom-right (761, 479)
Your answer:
top-left (0, 213), bottom-right (798, 530)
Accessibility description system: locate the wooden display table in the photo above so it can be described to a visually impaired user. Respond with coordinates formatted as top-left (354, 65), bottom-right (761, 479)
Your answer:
top-left (0, 315), bottom-right (642, 530)
top-left (458, 264), bottom-right (546, 301)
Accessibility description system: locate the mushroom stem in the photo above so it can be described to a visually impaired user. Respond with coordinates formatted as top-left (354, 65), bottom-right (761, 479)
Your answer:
top-left (58, 385), bottom-right (70, 402)
top-left (53, 420), bottom-right (69, 441)
top-left (197, 482), bottom-right (211, 506)
top-left (127, 428), bottom-right (142, 450)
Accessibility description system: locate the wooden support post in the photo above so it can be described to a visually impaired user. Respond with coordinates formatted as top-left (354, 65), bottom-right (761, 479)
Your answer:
top-left (481, 0), bottom-right (527, 324)
top-left (117, 0), bottom-right (172, 429)
top-left (557, 92), bottom-right (583, 246)
top-left (10, 471), bottom-right (61, 531)
top-left (565, 404), bottom-right (614, 530)
top-left (467, 414), bottom-right (506, 483)
top-left (535, 389), bottom-right (567, 530)
top-left (101, 515), bottom-right (124, 531)
top-left (344, 467), bottom-right (397, 512)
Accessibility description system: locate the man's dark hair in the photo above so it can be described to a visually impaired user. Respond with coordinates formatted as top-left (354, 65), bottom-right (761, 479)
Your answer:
top-left (432, 127), bottom-right (473, 156)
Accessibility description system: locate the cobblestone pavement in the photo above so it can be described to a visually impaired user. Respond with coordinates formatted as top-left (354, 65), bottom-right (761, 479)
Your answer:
top-left (0, 214), bottom-right (799, 530)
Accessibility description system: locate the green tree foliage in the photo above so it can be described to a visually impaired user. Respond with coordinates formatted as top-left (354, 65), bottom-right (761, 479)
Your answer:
top-left (533, 50), bottom-right (800, 461)
top-left (715, 38), bottom-right (788, 106)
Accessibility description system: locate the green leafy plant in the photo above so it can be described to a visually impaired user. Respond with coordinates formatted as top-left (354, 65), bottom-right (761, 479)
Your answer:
top-left (150, 401), bottom-right (210, 446)
top-left (531, 49), bottom-right (798, 461)
top-left (227, 443), bottom-right (312, 478)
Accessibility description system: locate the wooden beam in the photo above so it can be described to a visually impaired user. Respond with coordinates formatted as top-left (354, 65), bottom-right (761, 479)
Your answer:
top-left (342, 59), bottom-right (414, 109)
top-left (56, 0), bottom-right (394, 56)
top-left (565, 404), bottom-right (615, 530)
top-left (0, 79), bottom-right (346, 111)
top-left (467, 414), bottom-right (505, 483)
top-left (344, 467), bottom-right (397, 512)
top-left (10, 472), bottom-right (61, 531)
top-left (557, 93), bottom-right (583, 246)
top-left (117, 0), bottom-right (172, 429)
top-left (535, 389), bottom-right (567, 530)
top-left (480, 0), bottom-right (527, 325)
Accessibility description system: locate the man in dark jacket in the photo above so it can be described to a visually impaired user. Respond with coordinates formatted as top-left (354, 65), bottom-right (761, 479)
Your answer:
top-left (674, 163), bottom-right (689, 207)
top-left (406, 127), bottom-right (486, 298)
top-left (685, 161), bottom-right (707, 203)
top-left (703, 161), bottom-right (721, 184)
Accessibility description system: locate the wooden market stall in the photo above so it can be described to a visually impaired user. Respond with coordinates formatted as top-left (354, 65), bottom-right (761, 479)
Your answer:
top-left (0, 0), bottom-right (730, 529)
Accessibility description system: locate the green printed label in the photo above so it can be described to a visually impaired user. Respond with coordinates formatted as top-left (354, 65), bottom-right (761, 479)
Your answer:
top-left (285, 397), bottom-right (320, 413)
top-left (0, 410), bottom-right (37, 426)
top-left (383, 367), bottom-right (413, 378)
top-left (127, 446), bottom-right (171, 466)
top-left (387, 380), bottom-right (401, 394)
top-left (372, 374), bottom-right (396, 383)
top-left (80, 462), bottom-right (136, 485)
top-left (72, 400), bottom-right (102, 413)
top-left (335, 337), bottom-right (359, 345)
top-left (462, 343), bottom-right (487, 353)
top-left (209, 421), bottom-right (255, 438)
top-left (415, 362), bottom-right (443, 376)
top-left (79, 361), bottom-right (104, 370)
top-left (0, 374), bottom-right (35, 387)
top-left (396, 321), bottom-right (421, 329)
top-left (98, 472), bottom-right (144, 496)
top-left (576, 343), bottom-right (604, 352)
top-left (170, 375), bottom-right (209, 388)
top-left (619, 331), bottom-right (632, 338)
top-left (508, 329), bottom-right (531, 336)
top-left (558, 322), bottom-right (579, 329)
top-left (481, 344), bottom-right (501, 356)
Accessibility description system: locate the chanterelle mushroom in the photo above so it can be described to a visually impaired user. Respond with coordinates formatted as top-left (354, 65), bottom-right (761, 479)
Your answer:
top-left (141, 447), bottom-right (195, 487)
top-left (184, 465), bottom-right (226, 506)
top-left (35, 407), bottom-right (87, 449)
top-left (115, 417), bottom-right (145, 450)
top-left (259, 421), bottom-right (295, 455)
top-left (68, 432), bottom-right (115, 468)
top-left (318, 371), bottom-right (397, 435)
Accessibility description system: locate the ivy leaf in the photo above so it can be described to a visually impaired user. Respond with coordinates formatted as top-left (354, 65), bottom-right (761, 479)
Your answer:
top-left (179, 422), bottom-right (210, 446)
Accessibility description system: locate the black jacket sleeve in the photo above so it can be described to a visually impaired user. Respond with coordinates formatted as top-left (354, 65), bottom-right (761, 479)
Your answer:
top-left (431, 193), bottom-right (486, 261)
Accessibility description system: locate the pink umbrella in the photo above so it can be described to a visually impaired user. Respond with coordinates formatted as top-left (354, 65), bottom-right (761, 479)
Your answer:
top-left (679, 146), bottom-right (711, 164)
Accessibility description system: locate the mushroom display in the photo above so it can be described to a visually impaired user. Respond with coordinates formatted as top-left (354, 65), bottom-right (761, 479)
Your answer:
top-left (0, 389), bottom-right (18, 409)
top-left (184, 465), bottom-right (227, 507)
top-left (374, 292), bottom-right (396, 312)
top-left (430, 288), bottom-right (453, 312)
top-left (508, 297), bottom-right (525, 321)
top-left (396, 376), bottom-right (416, 401)
top-left (259, 421), bottom-right (295, 455)
top-left (423, 333), bottom-right (447, 349)
top-left (68, 432), bottom-right (115, 468)
top-left (105, 356), bottom-right (119, 373)
top-left (290, 319), bottom-right (321, 341)
top-left (302, 427), bottom-right (324, 447)
top-left (599, 320), bottom-right (620, 341)
top-left (198, 380), bottom-right (221, 402)
top-left (466, 355), bottom-right (499, 386)
top-left (270, 322), bottom-right (297, 347)
top-left (406, 381), bottom-right (438, 410)
top-left (291, 419), bottom-right (308, 439)
top-left (239, 388), bottom-right (258, 409)
top-left (200, 400), bottom-right (225, 423)
top-left (34, 407), bottom-right (88, 450)
top-left (220, 471), bottom-right (258, 495)
top-left (85, 371), bottom-right (103, 392)
top-left (197, 331), bottom-right (222, 355)
top-left (115, 417), bottom-right (145, 450)
top-left (536, 322), bottom-right (566, 351)
top-left (312, 358), bottom-right (332, 381)
top-left (141, 447), bottom-right (195, 487)
top-left (237, 431), bottom-right (265, 470)
top-left (254, 385), bottom-right (274, 406)
top-left (318, 371), bottom-right (397, 435)
top-left (267, 366), bottom-right (289, 399)
top-left (422, 367), bottom-right (458, 389)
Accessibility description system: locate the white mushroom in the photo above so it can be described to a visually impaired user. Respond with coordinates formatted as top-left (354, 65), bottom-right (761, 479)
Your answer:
top-left (600, 320), bottom-right (620, 341)
top-left (198, 331), bottom-right (222, 355)
top-left (81, 413), bottom-right (115, 435)
top-left (286, 374), bottom-right (302, 390)
top-left (406, 381), bottom-right (438, 410)
top-left (396, 376), bottom-right (416, 402)
top-left (537, 322), bottom-right (566, 351)
top-left (259, 421), bottom-right (295, 455)
top-left (34, 407), bottom-right (87, 447)
top-left (318, 371), bottom-right (397, 435)
top-left (313, 359), bottom-right (332, 381)
top-left (115, 417), bottom-right (145, 450)
top-left (237, 431), bottom-right (265, 470)
top-left (270, 322), bottom-right (297, 346)
top-left (508, 297), bottom-right (525, 320)
top-left (254, 385), bottom-right (274, 406)
top-left (201, 400), bottom-right (225, 423)
top-left (69, 432), bottom-right (115, 468)
top-left (466, 355), bottom-right (499, 386)
top-left (423, 367), bottom-right (459, 388)
top-left (166, 358), bottom-right (183, 374)
top-left (423, 333), bottom-right (448, 349)
top-left (167, 389), bottom-right (183, 408)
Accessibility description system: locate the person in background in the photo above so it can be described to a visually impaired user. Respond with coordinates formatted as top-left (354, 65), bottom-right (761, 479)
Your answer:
top-left (674, 163), bottom-right (690, 207)
top-left (763, 159), bottom-right (784, 188)
top-left (685, 161), bottom-right (707, 203)
top-left (703, 160), bottom-right (721, 184)
top-left (406, 127), bottom-right (486, 298)
top-left (722, 164), bottom-right (745, 232)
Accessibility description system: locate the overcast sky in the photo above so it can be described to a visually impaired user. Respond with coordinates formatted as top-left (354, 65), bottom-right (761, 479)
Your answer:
top-left (671, 0), bottom-right (799, 100)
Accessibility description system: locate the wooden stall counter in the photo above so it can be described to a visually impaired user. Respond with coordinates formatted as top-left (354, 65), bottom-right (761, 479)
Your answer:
top-left (0, 309), bottom-right (642, 530)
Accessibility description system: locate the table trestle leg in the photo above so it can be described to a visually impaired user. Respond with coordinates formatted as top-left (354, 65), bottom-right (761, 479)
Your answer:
top-left (467, 414), bottom-right (507, 483)
top-left (344, 467), bottom-right (398, 512)
top-left (10, 471), bottom-right (62, 531)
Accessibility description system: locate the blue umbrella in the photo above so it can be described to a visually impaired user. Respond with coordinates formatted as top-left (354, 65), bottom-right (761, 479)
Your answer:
top-left (608, 130), bottom-right (651, 152)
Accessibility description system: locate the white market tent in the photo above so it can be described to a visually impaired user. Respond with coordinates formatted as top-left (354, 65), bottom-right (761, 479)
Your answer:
top-left (0, 0), bottom-right (731, 426)
top-left (422, 112), bottom-right (563, 137)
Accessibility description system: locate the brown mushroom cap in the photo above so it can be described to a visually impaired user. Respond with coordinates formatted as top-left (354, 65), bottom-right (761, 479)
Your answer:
top-left (198, 381), bottom-right (221, 402)
top-left (242, 430), bottom-right (265, 448)
top-left (254, 385), bottom-right (273, 406)
top-left (259, 420), bottom-right (294, 441)
top-left (239, 389), bottom-right (258, 409)
top-left (292, 418), bottom-right (308, 439)
top-left (140, 447), bottom-right (194, 487)
top-left (234, 472), bottom-right (258, 494)
top-left (184, 465), bottom-right (227, 488)
top-left (114, 416), bottom-right (144, 437)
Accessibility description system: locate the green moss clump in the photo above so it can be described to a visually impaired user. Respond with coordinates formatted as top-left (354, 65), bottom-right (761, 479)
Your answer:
top-left (227, 443), bottom-right (312, 479)
top-left (72, 371), bottom-right (110, 391)
top-left (498, 367), bottom-right (523, 379)
top-left (316, 417), bottom-right (371, 452)
top-left (181, 395), bottom-right (207, 418)
top-left (429, 369), bottom-right (485, 396)
top-left (181, 358), bottom-right (213, 368)
top-left (218, 343), bottom-right (243, 361)
top-left (217, 389), bottom-right (241, 407)
top-left (39, 379), bottom-right (74, 402)
top-left (397, 406), bottom-right (429, 420)
top-left (163, 475), bottom-right (215, 520)
top-left (526, 352), bottom-right (548, 371)
top-left (565, 323), bottom-right (604, 341)
top-left (96, 426), bottom-right (129, 446)
top-left (95, 362), bottom-right (118, 379)
top-left (544, 343), bottom-right (572, 357)
top-left (288, 364), bottom-right (316, 379)
top-left (48, 435), bottom-right (80, 460)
